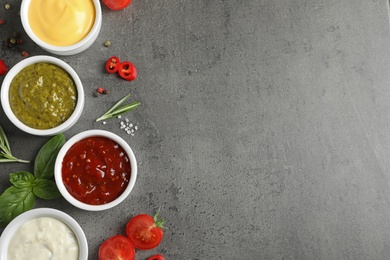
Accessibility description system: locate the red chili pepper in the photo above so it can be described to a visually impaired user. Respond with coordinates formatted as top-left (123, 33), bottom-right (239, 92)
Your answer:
top-left (105, 56), bottom-right (120, 74)
top-left (118, 61), bottom-right (137, 81)
top-left (147, 254), bottom-right (165, 260)
top-left (0, 60), bottom-right (8, 76)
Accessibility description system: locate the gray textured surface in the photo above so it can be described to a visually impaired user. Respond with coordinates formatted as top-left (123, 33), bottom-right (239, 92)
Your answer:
top-left (2, 0), bottom-right (390, 259)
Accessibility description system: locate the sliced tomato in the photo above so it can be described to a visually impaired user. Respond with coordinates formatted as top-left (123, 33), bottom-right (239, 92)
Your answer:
top-left (148, 254), bottom-right (165, 260)
top-left (98, 235), bottom-right (135, 260)
top-left (102, 0), bottom-right (132, 10)
top-left (118, 61), bottom-right (137, 81)
top-left (0, 60), bottom-right (8, 76)
top-left (105, 56), bottom-right (121, 74)
top-left (126, 211), bottom-right (164, 250)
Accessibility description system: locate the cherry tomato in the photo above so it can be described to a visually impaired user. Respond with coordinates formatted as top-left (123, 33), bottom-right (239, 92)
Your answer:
top-left (148, 254), bottom-right (165, 260)
top-left (126, 211), bottom-right (164, 250)
top-left (0, 60), bottom-right (8, 76)
top-left (105, 56), bottom-right (121, 74)
top-left (118, 61), bottom-right (137, 81)
top-left (102, 0), bottom-right (132, 10)
top-left (99, 235), bottom-right (136, 260)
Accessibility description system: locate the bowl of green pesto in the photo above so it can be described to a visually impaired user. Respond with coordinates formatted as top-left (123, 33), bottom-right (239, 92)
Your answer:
top-left (1, 56), bottom-right (85, 136)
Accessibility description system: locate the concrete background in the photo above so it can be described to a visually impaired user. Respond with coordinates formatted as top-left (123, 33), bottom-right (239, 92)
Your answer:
top-left (1, 0), bottom-right (390, 259)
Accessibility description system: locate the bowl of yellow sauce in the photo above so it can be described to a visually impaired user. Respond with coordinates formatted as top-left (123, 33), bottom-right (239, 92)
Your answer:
top-left (20, 0), bottom-right (102, 56)
top-left (0, 56), bottom-right (85, 136)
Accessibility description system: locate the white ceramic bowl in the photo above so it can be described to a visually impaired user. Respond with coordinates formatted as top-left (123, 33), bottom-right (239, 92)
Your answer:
top-left (0, 208), bottom-right (88, 260)
top-left (0, 56), bottom-right (85, 136)
top-left (20, 0), bottom-right (102, 56)
top-left (55, 130), bottom-right (137, 211)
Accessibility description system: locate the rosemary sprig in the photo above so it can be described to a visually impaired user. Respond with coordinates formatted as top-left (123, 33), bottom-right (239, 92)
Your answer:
top-left (0, 125), bottom-right (29, 163)
top-left (96, 93), bottom-right (140, 122)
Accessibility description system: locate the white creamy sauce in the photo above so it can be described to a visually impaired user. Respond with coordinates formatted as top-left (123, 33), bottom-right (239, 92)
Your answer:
top-left (8, 217), bottom-right (79, 260)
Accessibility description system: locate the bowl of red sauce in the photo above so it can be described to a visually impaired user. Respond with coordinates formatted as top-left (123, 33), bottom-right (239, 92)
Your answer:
top-left (54, 130), bottom-right (137, 211)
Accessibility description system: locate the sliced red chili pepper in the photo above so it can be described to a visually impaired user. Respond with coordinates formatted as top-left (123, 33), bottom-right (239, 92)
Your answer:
top-left (118, 61), bottom-right (137, 81)
top-left (0, 60), bottom-right (8, 76)
top-left (105, 56), bottom-right (120, 74)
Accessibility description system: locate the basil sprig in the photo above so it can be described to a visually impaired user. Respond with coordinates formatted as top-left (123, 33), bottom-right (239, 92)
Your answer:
top-left (0, 125), bottom-right (29, 163)
top-left (0, 133), bottom-right (65, 227)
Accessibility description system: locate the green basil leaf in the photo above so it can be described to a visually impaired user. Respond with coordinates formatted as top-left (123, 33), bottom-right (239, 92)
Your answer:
top-left (0, 186), bottom-right (35, 227)
top-left (33, 179), bottom-right (62, 199)
top-left (34, 133), bottom-right (65, 179)
top-left (9, 172), bottom-right (35, 188)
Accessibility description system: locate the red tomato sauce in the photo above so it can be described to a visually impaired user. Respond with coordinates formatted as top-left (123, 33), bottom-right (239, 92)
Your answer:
top-left (62, 136), bottom-right (131, 205)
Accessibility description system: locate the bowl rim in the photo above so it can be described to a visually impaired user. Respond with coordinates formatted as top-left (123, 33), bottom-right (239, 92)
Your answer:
top-left (0, 207), bottom-right (88, 260)
top-left (54, 130), bottom-right (138, 211)
top-left (0, 55), bottom-right (85, 136)
top-left (20, 0), bottom-right (102, 53)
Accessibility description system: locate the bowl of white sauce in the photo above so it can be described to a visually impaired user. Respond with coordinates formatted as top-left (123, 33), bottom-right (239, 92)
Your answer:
top-left (0, 208), bottom-right (88, 260)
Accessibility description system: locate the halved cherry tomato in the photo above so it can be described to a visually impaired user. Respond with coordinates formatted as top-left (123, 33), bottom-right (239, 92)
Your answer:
top-left (105, 56), bottom-right (121, 74)
top-left (148, 254), bottom-right (165, 260)
top-left (0, 60), bottom-right (8, 76)
top-left (98, 235), bottom-right (135, 260)
top-left (102, 0), bottom-right (132, 10)
top-left (118, 61), bottom-right (137, 81)
top-left (126, 211), bottom-right (164, 250)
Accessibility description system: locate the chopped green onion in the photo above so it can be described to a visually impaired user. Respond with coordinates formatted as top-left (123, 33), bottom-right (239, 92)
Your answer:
top-left (0, 125), bottom-right (29, 163)
top-left (96, 94), bottom-right (140, 122)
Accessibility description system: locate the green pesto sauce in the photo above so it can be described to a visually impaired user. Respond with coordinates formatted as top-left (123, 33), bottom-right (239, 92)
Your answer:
top-left (9, 62), bottom-right (77, 129)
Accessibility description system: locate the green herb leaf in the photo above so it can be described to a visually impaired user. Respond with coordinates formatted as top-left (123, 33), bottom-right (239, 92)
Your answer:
top-left (34, 133), bottom-right (65, 179)
top-left (9, 172), bottom-right (35, 188)
top-left (96, 94), bottom-right (140, 122)
top-left (0, 125), bottom-right (11, 151)
top-left (33, 179), bottom-right (61, 199)
top-left (0, 125), bottom-right (29, 163)
top-left (0, 133), bottom-right (67, 226)
top-left (0, 186), bottom-right (35, 227)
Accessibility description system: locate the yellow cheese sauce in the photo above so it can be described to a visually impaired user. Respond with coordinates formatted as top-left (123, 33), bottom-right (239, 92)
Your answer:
top-left (28, 0), bottom-right (95, 46)
top-left (7, 217), bottom-right (79, 260)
